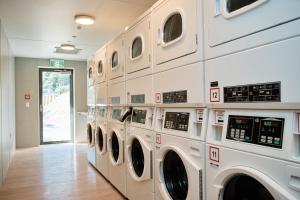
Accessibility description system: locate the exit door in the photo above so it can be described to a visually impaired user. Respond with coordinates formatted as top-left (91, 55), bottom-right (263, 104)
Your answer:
top-left (39, 68), bottom-right (74, 144)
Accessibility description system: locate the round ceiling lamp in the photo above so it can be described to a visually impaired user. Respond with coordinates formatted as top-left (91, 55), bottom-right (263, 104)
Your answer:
top-left (60, 44), bottom-right (76, 51)
top-left (74, 15), bottom-right (95, 25)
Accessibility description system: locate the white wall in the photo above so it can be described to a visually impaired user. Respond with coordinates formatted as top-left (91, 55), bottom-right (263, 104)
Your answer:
top-left (0, 20), bottom-right (16, 186)
top-left (15, 58), bottom-right (87, 148)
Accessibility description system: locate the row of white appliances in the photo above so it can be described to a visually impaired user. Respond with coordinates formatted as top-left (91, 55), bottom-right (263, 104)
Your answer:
top-left (86, 0), bottom-right (300, 199)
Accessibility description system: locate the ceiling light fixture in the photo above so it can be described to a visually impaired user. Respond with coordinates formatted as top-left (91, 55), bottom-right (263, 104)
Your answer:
top-left (60, 44), bottom-right (76, 51)
top-left (74, 15), bottom-right (95, 25)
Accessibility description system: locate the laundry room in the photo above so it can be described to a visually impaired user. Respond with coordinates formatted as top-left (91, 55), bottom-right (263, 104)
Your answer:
top-left (0, 0), bottom-right (299, 200)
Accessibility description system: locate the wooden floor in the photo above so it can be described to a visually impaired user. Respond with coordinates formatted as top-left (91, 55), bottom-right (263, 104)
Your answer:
top-left (0, 144), bottom-right (124, 200)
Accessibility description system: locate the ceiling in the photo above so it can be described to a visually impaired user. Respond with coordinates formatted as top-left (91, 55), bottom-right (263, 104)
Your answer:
top-left (0, 0), bottom-right (157, 61)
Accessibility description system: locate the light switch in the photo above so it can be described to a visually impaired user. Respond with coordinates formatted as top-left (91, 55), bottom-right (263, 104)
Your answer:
top-left (25, 102), bottom-right (30, 108)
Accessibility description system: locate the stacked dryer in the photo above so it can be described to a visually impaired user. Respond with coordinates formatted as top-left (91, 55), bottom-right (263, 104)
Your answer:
top-left (124, 9), bottom-right (156, 200)
top-left (106, 33), bottom-right (128, 196)
top-left (151, 0), bottom-right (207, 199)
top-left (87, 55), bottom-right (96, 167)
top-left (94, 46), bottom-right (109, 179)
top-left (203, 0), bottom-right (300, 199)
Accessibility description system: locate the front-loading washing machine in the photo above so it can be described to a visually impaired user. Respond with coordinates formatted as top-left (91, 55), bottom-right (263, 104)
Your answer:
top-left (95, 83), bottom-right (109, 178)
top-left (124, 9), bottom-right (152, 81)
top-left (126, 106), bottom-right (155, 200)
top-left (154, 106), bottom-right (208, 200)
top-left (151, 0), bottom-right (204, 73)
top-left (107, 34), bottom-right (125, 85)
top-left (107, 105), bottom-right (128, 196)
top-left (205, 109), bottom-right (300, 200)
top-left (203, 0), bottom-right (300, 59)
top-left (87, 104), bottom-right (96, 167)
top-left (94, 46), bottom-right (107, 85)
top-left (205, 36), bottom-right (300, 109)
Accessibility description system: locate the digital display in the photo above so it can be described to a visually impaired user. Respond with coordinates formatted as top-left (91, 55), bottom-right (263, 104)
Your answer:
top-left (112, 109), bottom-right (121, 120)
top-left (227, 115), bottom-right (284, 149)
top-left (164, 112), bottom-right (189, 131)
top-left (132, 109), bottom-right (147, 124)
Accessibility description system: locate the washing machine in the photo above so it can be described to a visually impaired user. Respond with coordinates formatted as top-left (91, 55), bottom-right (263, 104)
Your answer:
top-left (107, 105), bottom-right (129, 196)
top-left (107, 34), bottom-right (125, 84)
top-left (154, 106), bottom-right (208, 200)
top-left (124, 10), bottom-right (152, 81)
top-left (87, 105), bottom-right (96, 166)
top-left (153, 62), bottom-right (205, 105)
top-left (205, 36), bottom-right (300, 109)
top-left (151, 0), bottom-right (204, 73)
top-left (94, 46), bottom-right (107, 85)
top-left (205, 109), bottom-right (300, 200)
top-left (203, 0), bottom-right (300, 59)
top-left (87, 55), bottom-right (95, 87)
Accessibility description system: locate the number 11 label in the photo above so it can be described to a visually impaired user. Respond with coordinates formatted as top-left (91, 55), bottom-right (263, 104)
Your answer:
top-left (209, 146), bottom-right (219, 163)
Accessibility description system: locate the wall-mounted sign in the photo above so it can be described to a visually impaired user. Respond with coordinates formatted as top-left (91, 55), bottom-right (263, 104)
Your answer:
top-left (49, 59), bottom-right (65, 68)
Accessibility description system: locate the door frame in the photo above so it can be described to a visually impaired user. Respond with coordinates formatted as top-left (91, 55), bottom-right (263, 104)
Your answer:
top-left (39, 68), bottom-right (74, 145)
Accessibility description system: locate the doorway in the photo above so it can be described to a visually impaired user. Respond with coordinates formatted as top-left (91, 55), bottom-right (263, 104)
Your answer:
top-left (39, 68), bottom-right (74, 144)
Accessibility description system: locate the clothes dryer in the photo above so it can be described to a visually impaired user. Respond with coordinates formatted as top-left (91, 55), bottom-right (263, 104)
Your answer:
top-left (205, 36), bottom-right (300, 109)
top-left (151, 0), bottom-right (204, 73)
top-left (94, 46), bottom-right (107, 85)
top-left (124, 10), bottom-right (152, 80)
top-left (126, 106), bottom-right (155, 200)
top-left (87, 55), bottom-right (95, 87)
top-left (203, 0), bottom-right (300, 59)
top-left (107, 106), bottom-right (128, 196)
top-left (154, 106), bottom-right (208, 200)
top-left (206, 109), bottom-right (300, 200)
top-left (107, 34), bottom-right (125, 84)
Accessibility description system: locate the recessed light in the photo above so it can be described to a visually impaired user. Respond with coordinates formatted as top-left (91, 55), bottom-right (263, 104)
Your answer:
top-left (74, 15), bottom-right (95, 25)
top-left (60, 44), bottom-right (76, 51)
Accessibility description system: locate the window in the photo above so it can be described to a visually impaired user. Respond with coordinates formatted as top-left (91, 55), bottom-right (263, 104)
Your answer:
top-left (227, 0), bottom-right (258, 13)
top-left (112, 51), bottom-right (118, 68)
top-left (97, 60), bottom-right (103, 75)
top-left (163, 13), bottom-right (183, 43)
top-left (132, 37), bottom-right (143, 59)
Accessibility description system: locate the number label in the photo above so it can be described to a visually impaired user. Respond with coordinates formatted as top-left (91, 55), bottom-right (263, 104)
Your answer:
top-left (209, 146), bottom-right (219, 162)
top-left (210, 88), bottom-right (220, 102)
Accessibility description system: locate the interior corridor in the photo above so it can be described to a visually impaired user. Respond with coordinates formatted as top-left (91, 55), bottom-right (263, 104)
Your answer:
top-left (0, 144), bottom-right (124, 200)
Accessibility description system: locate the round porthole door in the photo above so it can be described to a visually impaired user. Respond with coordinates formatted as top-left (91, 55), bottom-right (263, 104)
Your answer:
top-left (108, 130), bottom-right (124, 165)
top-left (162, 150), bottom-right (188, 200)
top-left (96, 126), bottom-right (106, 154)
top-left (223, 175), bottom-right (275, 200)
top-left (163, 13), bottom-right (183, 44)
top-left (87, 123), bottom-right (93, 145)
top-left (127, 135), bottom-right (152, 181)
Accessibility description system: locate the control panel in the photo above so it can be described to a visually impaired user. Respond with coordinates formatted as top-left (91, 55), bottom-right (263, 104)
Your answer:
top-left (163, 90), bottom-right (187, 103)
top-left (112, 109), bottom-right (122, 120)
top-left (131, 94), bottom-right (145, 104)
top-left (226, 115), bottom-right (284, 149)
top-left (132, 109), bottom-right (147, 124)
top-left (224, 82), bottom-right (280, 103)
top-left (164, 112), bottom-right (190, 131)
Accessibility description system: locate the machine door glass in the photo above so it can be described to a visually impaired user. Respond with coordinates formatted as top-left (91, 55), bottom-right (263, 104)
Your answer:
top-left (207, 0), bottom-right (300, 46)
top-left (163, 13), bottom-right (182, 43)
top-left (112, 51), bottom-right (118, 69)
top-left (111, 131), bottom-right (120, 162)
top-left (131, 138), bottom-right (144, 177)
top-left (223, 175), bottom-right (274, 200)
top-left (132, 37), bottom-right (143, 59)
top-left (153, 0), bottom-right (197, 65)
top-left (163, 150), bottom-right (188, 200)
top-left (97, 127), bottom-right (104, 151)
top-left (97, 60), bottom-right (103, 75)
top-left (87, 123), bottom-right (92, 145)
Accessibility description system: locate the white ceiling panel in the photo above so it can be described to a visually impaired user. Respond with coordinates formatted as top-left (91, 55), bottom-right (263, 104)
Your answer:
top-left (0, 0), bottom-right (157, 60)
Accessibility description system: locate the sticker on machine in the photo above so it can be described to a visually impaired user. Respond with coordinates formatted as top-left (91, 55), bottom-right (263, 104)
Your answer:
top-left (210, 88), bottom-right (220, 102)
top-left (209, 146), bottom-right (219, 163)
top-left (155, 93), bottom-right (161, 103)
